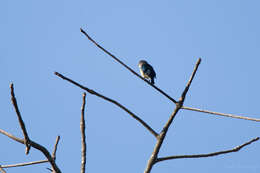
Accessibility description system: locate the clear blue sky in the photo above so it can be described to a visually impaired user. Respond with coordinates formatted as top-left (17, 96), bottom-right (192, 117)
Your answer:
top-left (1, 0), bottom-right (260, 172)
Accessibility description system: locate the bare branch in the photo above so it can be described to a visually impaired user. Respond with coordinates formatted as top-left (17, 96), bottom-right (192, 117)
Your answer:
top-left (144, 107), bottom-right (180, 173)
top-left (10, 83), bottom-right (31, 154)
top-left (156, 137), bottom-right (259, 163)
top-left (144, 58), bottom-right (201, 173)
top-left (80, 93), bottom-right (87, 173)
top-left (54, 72), bottom-right (158, 138)
top-left (52, 136), bottom-right (60, 161)
top-left (80, 28), bottom-right (177, 104)
top-left (0, 129), bottom-right (61, 173)
top-left (179, 58), bottom-right (201, 103)
top-left (182, 106), bottom-right (260, 122)
top-left (1, 160), bottom-right (48, 168)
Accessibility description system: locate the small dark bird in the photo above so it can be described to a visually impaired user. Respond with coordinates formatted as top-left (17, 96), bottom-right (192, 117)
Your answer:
top-left (138, 60), bottom-right (156, 84)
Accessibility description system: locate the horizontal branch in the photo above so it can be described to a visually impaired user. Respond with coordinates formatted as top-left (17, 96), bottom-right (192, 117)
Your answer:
top-left (0, 129), bottom-right (61, 173)
top-left (1, 160), bottom-right (48, 168)
top-left (182, 106), bottom-right (260, 122)
top-left (80, 28), bottom-right (177, 104)
top-left (54, 72), bottom-right (158, 138)
top-left (156, 137), bottom-right (259, 163)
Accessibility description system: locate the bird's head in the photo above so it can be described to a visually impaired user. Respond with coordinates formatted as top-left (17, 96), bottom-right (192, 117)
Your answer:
top-left (138, 60), bottom-right (148, 67)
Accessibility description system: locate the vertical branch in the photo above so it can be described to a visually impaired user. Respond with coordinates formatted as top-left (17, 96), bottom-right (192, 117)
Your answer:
top-left (52, 136), bottom-right (60, 161)
top-left (179, 58), bottom-right (201, 103)
top-left (144, 107), bottom-right (180, 173)
top-left (144, 58), bottom-right (202, 173)
top-left (80, 93), bottom-right (87, 173)
top-left (10, 83), bottom-right (31, 154)
top-left (51, 135), bottom-right (61, 172)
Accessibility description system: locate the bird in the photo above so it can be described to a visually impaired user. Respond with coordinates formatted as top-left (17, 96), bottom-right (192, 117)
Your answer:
top-left (138, 60), bottom-right (156, 84)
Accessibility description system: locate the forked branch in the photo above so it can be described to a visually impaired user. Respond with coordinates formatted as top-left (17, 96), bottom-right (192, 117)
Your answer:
top-left (0, 136), bottom-right (60, 169)
top-left (144, 58), bottom-right (201, 173)
top-left (0, 129), bottom-right (61, 173)
top-left (1, 84), bottom-right (61, 173)
top-left (80, 28), bottom-right (260, 123)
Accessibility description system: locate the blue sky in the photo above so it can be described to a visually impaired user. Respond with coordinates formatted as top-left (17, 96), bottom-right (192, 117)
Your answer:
top-left (1, 0), bottom-right (260, 172)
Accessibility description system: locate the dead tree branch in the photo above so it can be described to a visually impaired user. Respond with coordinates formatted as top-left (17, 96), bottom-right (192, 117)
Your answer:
top-left (144, 58), bottom-right (201, 173)
top-left (54, 72), bottom-right (158, 138)
top-left (156, 137), bottom-right (259, 163)
top-left (181, 106), bottom-right (260, 122)
top-left (80, 28), bottom-right (177, 104)
top-left (10, 83), bottom-right (31, 154)
top-left (80, 29), bottom-right (260, 123)
top-left (0, 129), bottom-right (61, 173)
top-left (1, 160), bottom-right (48, 168)
top-left (80, 93), bottom-right (87, 173)
top-left (1, 136), bottom-right (60, 169)
top-left (52, 136), bottom-right (60, 161)
top-left (1, 85), bottom-right (61, 173)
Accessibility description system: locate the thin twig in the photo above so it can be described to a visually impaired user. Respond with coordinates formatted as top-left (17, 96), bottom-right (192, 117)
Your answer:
top-left (0, 129), bottom-right (61, 173)
top-left (52, 136), bottom-right (60, 161)
top-left (1, 160), bottom-right (48, 168)
top-left (179, 58), bottom-right (201, 103)
top-left (50, 136), bottom-right (60, 173)
top-left (80, 28), bottom-right (177, 104)
top-left (0, 166), bottom-right (6, 173)
top-left (156, 137), bottom-right (259, 163)
top-left (182, 106), bottom-right (260, 122)
top-left (80, 93), bottom-right (87, 173)
top-left (144, 58), bottom-right (201, 173)
top-left (54, 72), bottom-right (158, 138)
top-left (10, 83), bottom-right (31, 154)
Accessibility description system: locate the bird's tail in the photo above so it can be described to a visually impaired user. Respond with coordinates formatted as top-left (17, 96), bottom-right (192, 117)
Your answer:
top-left (151, 78), bottom-right (154, 85)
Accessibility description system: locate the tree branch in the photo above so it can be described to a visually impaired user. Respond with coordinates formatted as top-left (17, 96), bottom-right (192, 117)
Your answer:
top-left (179, 58), bottom-right (201, 103)
top-left (0, 129), bottom-right (61, 173)
top-left (79, 30), bottom-right (260, 124)
top-left (80, 93), bottom-right (87, 173)
top-left (52, 136), bottom-right (60, 161)
top-left (182, 106), bottom-right (260, 122)
top-left (144, 58), bottom-right (201, 173)
top-left (54, 72), bottom-right (158, 138)
top-left (10, 83), bottom-right (31, 154)
top-left (1, 136), bottom-right (60, 169)
top-left (80, 28), bottom-right (177, 104)
top-left (1, 160), bottom-right (48, 168)
top-left (156, 137), bottom-right (259, 163)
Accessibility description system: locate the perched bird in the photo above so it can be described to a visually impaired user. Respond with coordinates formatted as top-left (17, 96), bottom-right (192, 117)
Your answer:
top-left (138, 60), bottom-right (156, 84)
